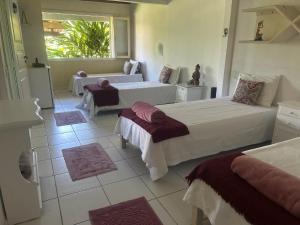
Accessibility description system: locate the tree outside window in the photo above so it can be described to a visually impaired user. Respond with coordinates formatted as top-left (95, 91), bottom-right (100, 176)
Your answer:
top-left (44, 19), bottom-right (111, 59)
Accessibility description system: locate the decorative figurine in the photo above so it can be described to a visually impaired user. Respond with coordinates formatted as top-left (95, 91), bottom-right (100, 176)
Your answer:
top-left (188, 64), bottom-right (201, 86)
top-left (32, 57), bottom-right (45, 68)
top-left (255, 20), bottom-right (264, 41)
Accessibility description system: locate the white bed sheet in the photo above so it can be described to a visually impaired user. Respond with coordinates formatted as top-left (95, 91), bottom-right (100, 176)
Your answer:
top-left (70, 73), bottom-right (143, 96)
top-left (183, 137), bottom-right (300, 225)
top-left (78, 81), bottom-right (177, 117)
top-left (115, 97), bottom-right (277, 180)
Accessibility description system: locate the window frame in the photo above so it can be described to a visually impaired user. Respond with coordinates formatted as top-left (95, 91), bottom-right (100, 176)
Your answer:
top-left (111, 17), bottom-right (131, 59)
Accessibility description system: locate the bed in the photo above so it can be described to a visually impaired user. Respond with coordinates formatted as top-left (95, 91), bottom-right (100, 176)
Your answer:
top-left (78, 81), bottom-right (177, 117)
top-left (183, 137), bottom-right (300, 225)
top-left (69, 73), bottom-right (144, 96)
top-left (115, 97), bottom-right (277, 180)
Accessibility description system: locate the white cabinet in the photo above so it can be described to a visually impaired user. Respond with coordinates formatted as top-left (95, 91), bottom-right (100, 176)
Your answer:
top-left (0, 99), bottom-right (43, 224)
top-left (176, 84), bottom-right (205, 102)
top-left (28, 66), bottom-right (54, 109)
top-left (272, 101), bottom-right (300, 143)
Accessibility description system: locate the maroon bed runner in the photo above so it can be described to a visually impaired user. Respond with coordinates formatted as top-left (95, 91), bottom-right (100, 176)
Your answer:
top-left (119, 108), bottom-right (189, 143)
top-left (186, 153), bottom-right (300, 225)
top-left (84, 84), bottom-right (119, 107)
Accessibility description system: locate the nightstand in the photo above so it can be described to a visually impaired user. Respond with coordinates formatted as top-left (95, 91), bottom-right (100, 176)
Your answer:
top-left (176, 84), bottom-right (205, 102)
top-left (272, 101), bottom-right (300, 143)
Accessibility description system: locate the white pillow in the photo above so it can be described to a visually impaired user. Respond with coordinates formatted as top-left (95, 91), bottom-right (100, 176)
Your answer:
top-left (238, 73), bottom-right (281, 107)
top-left (123, 61), bottom-right (132, 75)
top-left (168, 67), bottom-right (181, 84)
top-left (129, 60), bottom-right (139, 75)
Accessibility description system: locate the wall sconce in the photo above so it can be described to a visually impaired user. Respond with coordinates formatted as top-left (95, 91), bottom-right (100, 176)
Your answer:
top-left (223, 28), bottom-right (229, 37)
top-left (158, 43), bottom-right (164, 56)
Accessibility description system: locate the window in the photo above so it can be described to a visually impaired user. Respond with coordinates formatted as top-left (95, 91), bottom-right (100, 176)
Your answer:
top-left (42, 12), bottom-right (130, 59)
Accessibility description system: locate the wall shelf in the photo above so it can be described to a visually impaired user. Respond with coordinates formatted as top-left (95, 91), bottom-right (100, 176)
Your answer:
top-left (239, 40), bottom-right (270, 44)
top-left (239, 5), bottom-right (300, 44)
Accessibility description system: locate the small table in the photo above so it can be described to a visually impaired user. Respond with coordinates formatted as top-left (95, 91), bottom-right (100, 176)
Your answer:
top-left (176, 83), bottom-right (206, 102)
top-left (272, 101), bottom-right (300, 143)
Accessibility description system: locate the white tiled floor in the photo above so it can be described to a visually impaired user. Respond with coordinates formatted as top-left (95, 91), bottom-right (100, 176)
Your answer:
top-left (21, 91), bottom-right (210, 225)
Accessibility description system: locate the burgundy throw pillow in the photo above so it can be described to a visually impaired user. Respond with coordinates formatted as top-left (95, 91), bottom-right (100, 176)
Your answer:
top-left (159, 66), bottom-right (173, 83)
top-left (232, 79), bottom-right (264, 105)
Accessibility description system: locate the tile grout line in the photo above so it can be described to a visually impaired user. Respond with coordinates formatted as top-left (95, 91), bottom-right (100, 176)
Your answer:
top-left (156, 198), bottom-right (179, 225)
top-left (138, 170), bottom-right (186, 225)
top-left (49, 151), bottom-right (65, 225)
top-left (58, 185), bottom-right (102, 200)
top-left (47, 102), bottom-right (68, 225)
top-left (39, 96), bottom-right (190, 225)
top-left (96, 176), bottom-right (112, 206)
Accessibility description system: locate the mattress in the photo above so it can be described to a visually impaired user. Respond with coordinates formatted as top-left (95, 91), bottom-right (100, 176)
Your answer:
top-left (78, 81), bottom-right (177, 117)
top-left (70, 73), bottom-right (143, 96)
top-left (115, 97), bottom-right (277, 180)
top-left (183, 137), bottom-right (300, 225)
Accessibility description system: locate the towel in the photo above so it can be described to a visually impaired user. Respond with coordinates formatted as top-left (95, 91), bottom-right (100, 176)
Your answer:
top-left (119, 108), bottom-right (189, 143)
top-left (97, 78), bottom-right (110, 88)
top-left (132, 101), bottom-right (166, 124)
top-left (77, 71), bottom-right (87, 77)
top-left (186, 153), bottom-right (300, 225)
top-left (231, 155), bottom-right (300, 218)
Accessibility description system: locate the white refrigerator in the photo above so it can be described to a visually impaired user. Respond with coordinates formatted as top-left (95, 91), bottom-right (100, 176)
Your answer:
top-left (28, 66), bottom-right (54, 108)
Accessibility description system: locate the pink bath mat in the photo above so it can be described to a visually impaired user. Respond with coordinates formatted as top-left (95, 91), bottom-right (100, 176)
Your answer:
top-left (89, 197), bottom-right (163, 225)
top-left (54, 111), bottom-right (87, 126)
top-left (62, 143), bottom-right (117, 181)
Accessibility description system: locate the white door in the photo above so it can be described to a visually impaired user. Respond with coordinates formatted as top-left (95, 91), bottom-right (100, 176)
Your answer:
top-left (0, 0), bottom-right (30, 99)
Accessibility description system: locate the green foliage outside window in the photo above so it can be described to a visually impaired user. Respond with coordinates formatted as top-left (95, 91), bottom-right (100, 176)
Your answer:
top-left (45, 20), bottom-right (111, 59)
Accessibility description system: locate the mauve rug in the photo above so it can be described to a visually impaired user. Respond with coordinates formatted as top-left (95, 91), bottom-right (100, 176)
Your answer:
top-left (89, 197), bottom-right (163, 225)
top-left (54, 111), bottom-right (87, 126)
top-left (62, 143), bottom-right (117, 181)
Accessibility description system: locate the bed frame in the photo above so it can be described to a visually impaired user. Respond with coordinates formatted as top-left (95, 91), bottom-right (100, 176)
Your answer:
top-left (121, 136), bottom-right (127, 149)
top-left (193, 207), bottom-right (205, 225)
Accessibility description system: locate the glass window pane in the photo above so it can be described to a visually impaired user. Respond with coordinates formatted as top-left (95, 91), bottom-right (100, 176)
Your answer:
top-left (114, 18), bottom-right (129, 57)
top-left (42, 13), bottom-right (111, 59)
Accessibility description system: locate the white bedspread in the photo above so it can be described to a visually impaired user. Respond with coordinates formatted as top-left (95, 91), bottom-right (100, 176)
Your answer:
top-left (70, 73), bottom-right (143, 96)
top-left (78, 81), bottom-right (177, 117)
top-left (115, 98), bottom-right (277, 180)
top-left (183, 137), bottom-right (300, 225)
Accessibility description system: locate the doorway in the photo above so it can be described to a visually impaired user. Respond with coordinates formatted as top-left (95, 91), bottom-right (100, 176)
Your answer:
top-left (0, 0), bottom-right (31, 99)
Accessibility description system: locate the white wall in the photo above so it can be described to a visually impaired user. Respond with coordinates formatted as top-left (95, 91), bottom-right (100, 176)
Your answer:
top-left (229, 0), bottom-right (300, 102)
top-left (40, 0), bottom-right (133, 90)
top-left (49, 58), bottom-right (128, 90)
top-left (19, 0), bottom-right (48, 66)
top-left (134, 0), bottom-right (226, 97)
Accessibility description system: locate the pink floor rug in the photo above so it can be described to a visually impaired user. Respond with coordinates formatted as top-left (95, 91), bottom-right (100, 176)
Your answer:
top-left (89, 197), bottom-right (163, 225)
top-left (62, 143), bottom-right (117, 181)
top-left (54, 111), bottom-right (87, 126)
